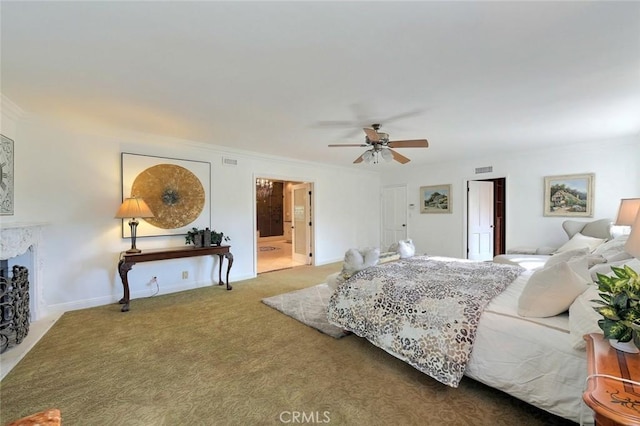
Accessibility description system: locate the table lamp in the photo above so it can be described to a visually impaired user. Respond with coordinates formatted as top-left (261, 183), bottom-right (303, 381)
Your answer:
top-left (115, 197), bottom-right (154, 253)
top-left (615, 198), bottom-right (640, 227)
top-left (625, 206), bottom-right (640, 260)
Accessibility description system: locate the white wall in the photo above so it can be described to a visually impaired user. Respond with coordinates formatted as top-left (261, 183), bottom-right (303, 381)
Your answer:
top-left (0, 98), bottom-right (381, 316)
top-left (381, 136), bottom-right (640, 258)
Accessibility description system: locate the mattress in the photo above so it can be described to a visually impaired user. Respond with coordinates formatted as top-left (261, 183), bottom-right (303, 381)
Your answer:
top-left (465, 271), bottom-right (592, 424)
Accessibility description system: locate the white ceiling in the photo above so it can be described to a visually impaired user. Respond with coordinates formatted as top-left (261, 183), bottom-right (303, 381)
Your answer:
top-left (2, 1), bottom-right (639, 168)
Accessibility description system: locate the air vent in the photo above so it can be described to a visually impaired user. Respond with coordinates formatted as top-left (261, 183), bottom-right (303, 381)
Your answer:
top-left (475, 166), bottom-right (493, 174)
top-left (222, 157), bottom-right (238, 166)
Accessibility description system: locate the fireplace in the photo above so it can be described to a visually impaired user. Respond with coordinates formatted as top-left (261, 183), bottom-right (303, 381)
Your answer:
top-left (0, 223), bottom-right (45, 324)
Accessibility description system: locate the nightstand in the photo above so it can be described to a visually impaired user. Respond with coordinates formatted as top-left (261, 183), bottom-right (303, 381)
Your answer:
top-left (583, 333), bottom-right (640, 426)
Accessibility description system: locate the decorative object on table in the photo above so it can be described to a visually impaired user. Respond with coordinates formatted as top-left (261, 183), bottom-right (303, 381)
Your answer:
top-left (185, 227), bottom-right (230, 247)
top-left (0, 134), bottom-right (14, 215)
top-left (420, 184), bottom-right (451, 214)
top-left (543, 173), bottom-right (594, 217)
top-left (115, 197), bottom-right (155, 254)
top-left (592, 265), bottom-right (640, 353)
top-left (121, 153), bottom-right (211, 237)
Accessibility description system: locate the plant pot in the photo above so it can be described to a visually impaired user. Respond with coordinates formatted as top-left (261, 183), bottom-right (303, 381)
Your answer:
top-left (609, 339), bottom-right (640, 354)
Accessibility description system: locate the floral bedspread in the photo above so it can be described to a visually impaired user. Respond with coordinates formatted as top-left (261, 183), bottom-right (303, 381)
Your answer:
top-left (327, 256), bottom-right (524, 387)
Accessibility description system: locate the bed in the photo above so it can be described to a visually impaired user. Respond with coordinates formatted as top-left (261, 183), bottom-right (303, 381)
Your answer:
top-left (326, 254), bottom-right (614, 424)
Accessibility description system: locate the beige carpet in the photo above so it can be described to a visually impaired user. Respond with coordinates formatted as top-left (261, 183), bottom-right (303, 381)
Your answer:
top-left (0, 263), bottom-right (576, 425)
top-left (262, 283), bottom-right (348, 339)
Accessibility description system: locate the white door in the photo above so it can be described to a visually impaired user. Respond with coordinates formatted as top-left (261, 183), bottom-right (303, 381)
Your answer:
top-left (467, 180), bottom-right (494, 261)
top-left (292, 183), bottom-right (312, 265)
top-left (381, 185), bottom-right (407, 251)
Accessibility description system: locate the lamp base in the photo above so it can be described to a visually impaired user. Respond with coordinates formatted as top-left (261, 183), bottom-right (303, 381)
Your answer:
top-left (125, 248), bottom-right (142, 254)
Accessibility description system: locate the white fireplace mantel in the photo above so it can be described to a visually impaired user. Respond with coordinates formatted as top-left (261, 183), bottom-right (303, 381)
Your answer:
top-left (0, 222), bottom-right (47, 320)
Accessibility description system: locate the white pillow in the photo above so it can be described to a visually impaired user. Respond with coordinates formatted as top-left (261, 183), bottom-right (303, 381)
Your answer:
top-left (518, 261), bottom-right (590, 318)
top-left (546, 251), bottom-right (591, 283)
top-left (555, 232), bottom-right (606, 254)
top-left (591, 235), bottom-right (632, 262)
top-left (397, 239), bottom-right (415, 259)
top-left (361, 247), bottom-right (380, 268)
top-left (569, 285), bottom-right (603, 349)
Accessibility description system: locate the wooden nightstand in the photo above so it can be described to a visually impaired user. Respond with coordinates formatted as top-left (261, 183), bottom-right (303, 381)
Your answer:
top-left (583, 333), bottom-right (640, 426)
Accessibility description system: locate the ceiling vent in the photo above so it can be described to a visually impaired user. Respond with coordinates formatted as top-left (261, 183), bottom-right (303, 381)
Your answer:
top-left (222, 157), bottom-right (238, 166)
top-left (475, 166), bottom-right (493, 174)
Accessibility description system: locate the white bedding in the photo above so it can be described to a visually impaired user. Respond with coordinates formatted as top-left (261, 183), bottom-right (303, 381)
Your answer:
top-left (465, 271), bottom-right (591, 424)
top-left (492, 254), bottom-right (550, 270)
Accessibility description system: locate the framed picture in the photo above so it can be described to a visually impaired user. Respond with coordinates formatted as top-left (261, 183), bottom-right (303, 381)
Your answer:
top-left (420, 184), bottom-right (451, 214)
top-left (121, 153), bottom-right (211, 237)
top-left (544, 173), bottom-right (594, 217)
top-left (0, 135), bottom-right (14, 216)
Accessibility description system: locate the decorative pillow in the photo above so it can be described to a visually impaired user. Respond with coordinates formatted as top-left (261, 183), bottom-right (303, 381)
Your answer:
top-left (517, 261), bottom-right (590, 318)
top-left (554, 233), bottom-right (606, 254)
top-left (340, 247), bottom-right (380, 280)
top-left (562, 219), bottom-right (612, 240)
top-left (546, 252), bottom-right (591, 283)
top-left (569, 285), bottom-right (603, 349)
top-left (397, 239), bottom-right (415, 259)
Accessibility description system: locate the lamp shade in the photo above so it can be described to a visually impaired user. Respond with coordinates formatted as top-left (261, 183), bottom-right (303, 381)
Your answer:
top-left (615, 198), bottom-right (640, 226)
top-left (115, 197), bottom-right (154, 219)
top-left (625, 209), bottom-right (640, 259)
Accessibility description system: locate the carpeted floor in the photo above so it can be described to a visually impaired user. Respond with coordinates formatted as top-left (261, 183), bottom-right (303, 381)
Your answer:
top-left (0, 263), bottom-right (577, 425)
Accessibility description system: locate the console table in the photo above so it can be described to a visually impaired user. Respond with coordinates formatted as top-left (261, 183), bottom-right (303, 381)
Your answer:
top-left (117, 245), bottom-right (233, 312)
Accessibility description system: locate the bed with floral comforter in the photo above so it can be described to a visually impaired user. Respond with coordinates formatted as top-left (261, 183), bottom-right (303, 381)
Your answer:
top-left (326, 255), bottom-right (524, 387)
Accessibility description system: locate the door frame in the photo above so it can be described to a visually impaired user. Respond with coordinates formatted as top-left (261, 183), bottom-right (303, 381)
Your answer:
top-left (461, 175), bottom-right (508, 259)
top-left (253, 173), bottom-right (315, 276)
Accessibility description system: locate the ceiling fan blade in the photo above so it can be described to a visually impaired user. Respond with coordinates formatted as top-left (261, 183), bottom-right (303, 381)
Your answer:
top-left (387, 139), bottom-right (429, 148)
top-left (353, 153), bottom-right (365, 164)
top-left (328, 144), bottom-right (368, 147)
top-left (389, 149), bottom-right (411, 164)
top-left (363, 127), bottom-right (380, 142)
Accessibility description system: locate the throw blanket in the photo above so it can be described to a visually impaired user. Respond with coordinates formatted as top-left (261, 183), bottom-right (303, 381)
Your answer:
top-left (327, 256), bottom-right (524, 387)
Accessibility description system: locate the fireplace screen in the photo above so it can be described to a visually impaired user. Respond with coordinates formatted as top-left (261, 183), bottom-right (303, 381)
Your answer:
top-left (0, 264), bottom-right (30, 353)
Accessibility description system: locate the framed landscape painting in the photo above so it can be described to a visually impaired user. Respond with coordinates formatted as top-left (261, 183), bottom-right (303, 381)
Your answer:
top-left (544, 173), bottom-right (594, 217)
top-left (420, 184), bottom-right (451, 214)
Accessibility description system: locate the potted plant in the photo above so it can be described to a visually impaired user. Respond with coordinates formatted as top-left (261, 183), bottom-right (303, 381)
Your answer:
top-left (185, 227), bottom-right (230, 247)
top-left (593, 265), bottom-right (640, 353)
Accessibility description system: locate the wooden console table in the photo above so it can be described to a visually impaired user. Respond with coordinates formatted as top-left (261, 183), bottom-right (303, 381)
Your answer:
top-left (583, 333), bottom-right (640, 426)
top-left (117, 245), bottom-right (233, 312)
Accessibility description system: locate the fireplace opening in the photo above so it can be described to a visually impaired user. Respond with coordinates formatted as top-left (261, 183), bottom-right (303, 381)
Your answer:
top-left (0, 260), bottom-right (31, 353)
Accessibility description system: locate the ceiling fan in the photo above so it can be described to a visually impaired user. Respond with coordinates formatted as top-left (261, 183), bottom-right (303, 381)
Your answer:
top-left (328, 124), bottom-right (429, 164)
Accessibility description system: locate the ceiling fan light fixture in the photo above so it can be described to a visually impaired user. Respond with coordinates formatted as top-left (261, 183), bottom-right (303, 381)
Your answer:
top-left (363, 150), bottom-right (374, 163)
top-left (381, 148), bottom-right (393, 162)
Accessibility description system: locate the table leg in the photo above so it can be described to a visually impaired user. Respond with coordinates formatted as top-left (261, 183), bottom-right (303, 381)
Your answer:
top-left (117, 260), bottom-right (133, 312)
top-left (224, 253), bottom-right (233, 290)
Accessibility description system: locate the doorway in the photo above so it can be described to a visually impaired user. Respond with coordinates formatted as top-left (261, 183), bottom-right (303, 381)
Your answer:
top-left (466, 177), bottom-right (506, 260)
top-left (256, 178), bottom-right (313, 274)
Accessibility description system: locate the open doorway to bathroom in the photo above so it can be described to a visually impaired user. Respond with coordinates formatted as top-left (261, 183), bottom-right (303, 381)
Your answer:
top-left (256, 178), bottom-right (312, 273)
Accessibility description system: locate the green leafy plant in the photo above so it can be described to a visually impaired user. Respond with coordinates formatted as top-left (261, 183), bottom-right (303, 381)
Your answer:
top-left (592, 265), bottom-right (640, 349)
top-left (185, 227), bottom-right (230, 246)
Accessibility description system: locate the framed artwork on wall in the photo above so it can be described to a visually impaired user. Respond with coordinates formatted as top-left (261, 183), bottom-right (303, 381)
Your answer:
top-left (420, 184), bottom-right (451, 214)
top-left (121, 152), bottom-right (211, 237)
top-left (0, 135), bottom-right (14, 216)
top-left (543, 173), bottom-right (594, 217)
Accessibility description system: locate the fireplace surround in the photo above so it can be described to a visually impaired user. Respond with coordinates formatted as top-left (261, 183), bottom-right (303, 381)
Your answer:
top-left (0, 223), bottom-right (46, 322)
